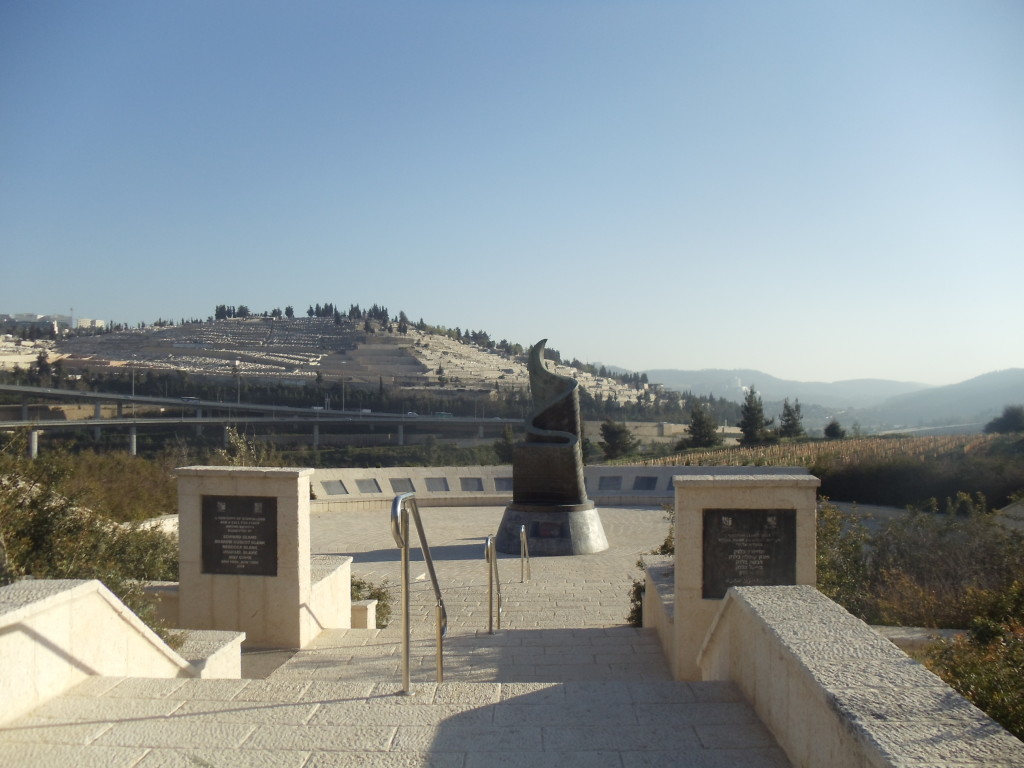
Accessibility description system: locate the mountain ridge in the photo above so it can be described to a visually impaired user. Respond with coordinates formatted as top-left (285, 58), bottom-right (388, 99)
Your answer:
top-left (641, 368), bottom-right (931, 409)
top-left (643, 367), bottom-right (1024, 432)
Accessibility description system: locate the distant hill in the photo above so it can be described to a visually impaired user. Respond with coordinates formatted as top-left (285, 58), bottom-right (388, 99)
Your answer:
top-left (644, 367), bottom-right (1024, 434)
top-left (644, 369), bottom-right (929, 409)
top-left (866, 369), bottom-right (1024, 430)
top-left (50, 319), bottom-right (1021, 434)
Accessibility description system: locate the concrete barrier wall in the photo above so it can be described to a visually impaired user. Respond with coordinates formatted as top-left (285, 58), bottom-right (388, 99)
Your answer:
top-left (698, 586), bottom-right (1024, 767)
top-left (0, 580), bottom-right (195, 725)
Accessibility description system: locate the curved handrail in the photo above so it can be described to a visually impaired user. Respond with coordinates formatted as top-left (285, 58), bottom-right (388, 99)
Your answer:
top-left (391, 492), bottom-right (448, 693)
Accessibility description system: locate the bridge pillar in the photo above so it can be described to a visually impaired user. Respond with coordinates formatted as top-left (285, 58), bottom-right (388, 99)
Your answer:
top-left (478, 424), bottom-right (485, 438)
top-left (29, 430), bottom-right (38, 459)
top-left (117, 402), bottom-right (124, 418)
top-left (21, 401), bottom-right (28, 421)
top-left (129, 426), bottom-right (137, 456)
top-left (93, 402), bottom-right (102, 441)
top-left (223, 425), bottom-right (231, 448)
top-left (313, 423), bottom-right (319, 449)
top-left (397, 424), bottom-right (404, 446)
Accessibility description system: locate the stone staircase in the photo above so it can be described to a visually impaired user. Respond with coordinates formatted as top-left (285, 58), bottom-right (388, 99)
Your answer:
top-left (0, 505), bottom-right (793, 767)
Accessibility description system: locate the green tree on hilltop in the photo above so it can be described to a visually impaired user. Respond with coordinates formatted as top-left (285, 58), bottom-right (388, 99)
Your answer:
top-left (824, 419), bottom-right (846, 439)
top-left (779, 398), bottom-right (805, 439)
top-left (738, 387), bottom-right (775, 445)
top-left (985, 405), bottom-right (1024, 434)
top-left (599, 420), bottom-right (640, 460)
top-left (681, 404), bottom-right (722, 449)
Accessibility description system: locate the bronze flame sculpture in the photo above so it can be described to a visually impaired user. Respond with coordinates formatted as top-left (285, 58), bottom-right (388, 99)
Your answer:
top-left (495, 339), bottom-right (608, 555)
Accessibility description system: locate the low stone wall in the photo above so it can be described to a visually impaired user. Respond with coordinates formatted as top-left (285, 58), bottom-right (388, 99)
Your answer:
top-left (146, 555), bottom-right (354, 641)
top-left (0, 580), bottom-right (197, 725)
top-left (641, 560), bottom-right (674, 661)
top-left (697, 585), bottom-right (1024, 767)
top-left (311, 465), bottom-right (514, 512)
top-left (176, 629), bottom-right (245, 679)
top-left (310, 464), bottom-right (806, 512)
top-left (309, 554), bottom-right (353, 632)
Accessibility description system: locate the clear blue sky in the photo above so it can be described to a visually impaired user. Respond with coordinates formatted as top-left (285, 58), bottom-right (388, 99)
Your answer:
top-left (2, 1), bottom-right (1021, 386)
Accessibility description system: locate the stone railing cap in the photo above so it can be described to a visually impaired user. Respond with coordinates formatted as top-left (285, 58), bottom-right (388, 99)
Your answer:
top-left (174, 466), bottom-right (314, 478)
top-left (673, 474), bottom-right (820, 487)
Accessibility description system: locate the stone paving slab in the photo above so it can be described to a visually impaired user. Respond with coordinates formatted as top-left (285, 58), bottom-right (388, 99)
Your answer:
top-left (0, 678), bottom-right (792, 767)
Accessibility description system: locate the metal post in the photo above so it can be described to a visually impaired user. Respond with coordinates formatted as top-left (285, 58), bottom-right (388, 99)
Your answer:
top-left (435, 602), bottom-right (444, 682)
top-left (129, 426), bottom-right (137, 456)
top-left (520, 524), bottom-right (531, 583)
top-left (399, 506), bottom-right (411, 694)
top-left (391, 493), bottom-right (447, 694)
top-left (487, 535), bottom-right (495, 634)
top-left (486, 535), bottom-right (502, 633)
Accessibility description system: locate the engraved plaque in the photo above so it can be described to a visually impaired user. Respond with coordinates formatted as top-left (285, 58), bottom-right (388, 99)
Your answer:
top-left (535, 521), bottom-right (564, 538)
top-left (702, 508), bottom-right (796, 599)
top-left (202, 495), bottom-right (278, 576)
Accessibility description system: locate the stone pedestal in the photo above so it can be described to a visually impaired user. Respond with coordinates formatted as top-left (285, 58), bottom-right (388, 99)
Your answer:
top-left (496, 500), bottom-right (608, 556)
top-left (671, 471), bottom-right (820, 680)
top-left (176, 466), bottom-right (318, 649)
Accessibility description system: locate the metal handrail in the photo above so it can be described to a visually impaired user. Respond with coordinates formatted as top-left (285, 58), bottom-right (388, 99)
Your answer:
top-left (391, 492), bottom-right (447, 694)
top-left (519, 524), bottom-right (531, 583)
top-left (485, 534), bottom-right (502, 634)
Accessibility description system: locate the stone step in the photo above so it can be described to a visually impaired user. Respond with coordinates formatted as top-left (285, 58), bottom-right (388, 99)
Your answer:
top-left (0, 677), bottom-right (791, 767)
top-left (265, 625), bottom-right (673, 685)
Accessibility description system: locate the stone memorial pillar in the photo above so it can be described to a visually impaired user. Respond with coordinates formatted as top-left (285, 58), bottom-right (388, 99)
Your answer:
top-left (176, 466), bottom-right (315, 648)
top-left (672, 471), bottom-right (820, 680)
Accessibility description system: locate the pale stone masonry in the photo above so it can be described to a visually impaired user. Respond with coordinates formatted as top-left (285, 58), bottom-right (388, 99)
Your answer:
top-left (671, 472), bottom-right (820, 680)
top-left (700, 586), bottom-right (1024, 767)
top-left (175, 466), bottom-right (351, 648)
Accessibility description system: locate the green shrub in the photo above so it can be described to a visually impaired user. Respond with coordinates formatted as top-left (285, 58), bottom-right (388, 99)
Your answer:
top-left (55, 450), bottom-right (177, 522)
top-left (0, 432), bottom-right (179, 642)
top-left (626, 505), bottom-right (675, 626)
top-left (926, 614), bottom-right (1024, 740)
top-left (815, 500), bottom-right (872, 620)
top-left (866, 495), bottom-right (1024, 627)
top-left (626, 572), bottom-right (645, 627)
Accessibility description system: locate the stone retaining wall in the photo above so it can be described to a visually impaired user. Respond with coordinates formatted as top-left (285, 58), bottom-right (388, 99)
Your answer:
top-left (0, 580), bottom-right (197, 725)
top-left (698, 585), bottom-right (1024, 767)
top-left (310, 464), bottom-right (806, 512)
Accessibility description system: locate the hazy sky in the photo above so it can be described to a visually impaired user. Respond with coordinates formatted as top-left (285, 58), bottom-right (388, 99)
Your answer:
top-left (2, 2), bottom-right (1021, 386)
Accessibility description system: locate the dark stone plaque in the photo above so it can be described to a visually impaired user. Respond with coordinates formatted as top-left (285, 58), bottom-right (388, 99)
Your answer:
top-left (202, 495), bottom-right (278, 576)
top-left (702, 508), bottom-right (796, 599)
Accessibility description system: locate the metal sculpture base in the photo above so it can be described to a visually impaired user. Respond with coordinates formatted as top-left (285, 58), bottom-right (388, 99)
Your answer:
top-left (495, 501), bottom-right (609, 556)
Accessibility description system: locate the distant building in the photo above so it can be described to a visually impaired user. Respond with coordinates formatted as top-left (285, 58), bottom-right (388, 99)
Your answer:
top-left (76, 318), bottom-right (106, 330)
top-left (0, 313), bottom-right (72, 337)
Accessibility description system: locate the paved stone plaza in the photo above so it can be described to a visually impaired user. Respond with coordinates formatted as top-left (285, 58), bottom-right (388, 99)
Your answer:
top-left (0, 505), bottom-right (793, 767)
